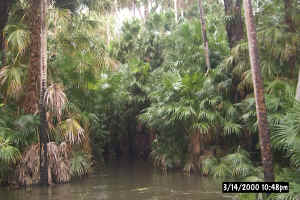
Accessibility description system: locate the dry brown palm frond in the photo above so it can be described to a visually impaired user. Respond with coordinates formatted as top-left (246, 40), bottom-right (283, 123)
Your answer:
top-left (82, 132), bottom-right (92, 154)
top-left (59, 142), bottom-right (72, 159)
top-left (76, 114), bottom-right (92, 154)
top-left (47, 142), bottom-right (60, 163)
top-left (48, 142), bottom-right (71, 184)
top-left (16, 144), bottom-right (40, 186)
top-left (16, 142), bottom-right (72, 186)
top-left (46, 111), bottom-right (56, 134)
top-left (237, 69), bottom-right (253, 92)
top-left (44, 83), bottom-right (68, 121)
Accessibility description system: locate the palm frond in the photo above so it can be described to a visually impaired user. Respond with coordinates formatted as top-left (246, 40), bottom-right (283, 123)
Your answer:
top-left (58, 118), bottom-right (85, 144)
top-left (45, 83), bottom-right (68, 121)
top-left (0, 65), bottom-right (23, 100)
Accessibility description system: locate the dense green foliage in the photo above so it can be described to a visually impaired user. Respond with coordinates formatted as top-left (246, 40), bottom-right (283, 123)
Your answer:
top-left (0, 0), bottom-right (300, 199)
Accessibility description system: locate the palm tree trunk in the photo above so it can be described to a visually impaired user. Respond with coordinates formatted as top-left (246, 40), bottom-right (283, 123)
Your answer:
top-left (23, 0), bottom-right (41, 114)
top-left (198, 0), bottom-right (211, 72)
top-left (27, 0), bottom-right (48, 185)
top-left (223, 0), bottom-right (244, 48)
top-left (243, 0), bottom-right (274, 182)
top-left (39, 0), bottom-right (48, 185)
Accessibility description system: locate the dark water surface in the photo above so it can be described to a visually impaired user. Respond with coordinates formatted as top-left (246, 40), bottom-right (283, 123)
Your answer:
top-left (0, 160), bottom-right (228, 200)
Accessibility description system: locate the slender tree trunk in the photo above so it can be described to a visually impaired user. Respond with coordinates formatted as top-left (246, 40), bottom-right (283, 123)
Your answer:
top-left (40, 0), bottom-right (48, 185)
top-left (0, 0), bottom-right (12, 66)
top-left (243, 0), bottom-right (274, 182)
top-left (223, 0), bottom-right (244, 48)
top-left (198, 0), bottom-right (211, 72)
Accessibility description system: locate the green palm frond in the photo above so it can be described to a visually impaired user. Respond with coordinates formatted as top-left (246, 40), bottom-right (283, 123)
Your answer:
top-left (192, 122), bottom-right (210, 134)
top-left (266, 79), bottom-right (295, 99)
top-left (0, 137), bottom-right (21, 164)
top-left (223, 121), bottom-right (242, 136)
top-left (201, 156), bottom-right (218, 176)
top-left (0, 65), bottom-right (23, 100)
top-left (218, 148), bottom-right (255, 179)
top-left (5, 24), bottom-right (30, 56)
top-left (272, 104), bottom-right (300, 166)
top-left (223, 148), bottom-right (251, 167)
top-left (212, 162), bottom-right (230, 179)
top-left (70, 151), bottom-right (91, 177)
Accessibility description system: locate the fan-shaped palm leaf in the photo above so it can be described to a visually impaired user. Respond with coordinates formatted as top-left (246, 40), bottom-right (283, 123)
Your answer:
top-left (70, 151), bottom-right (90, 177)
top-left (0, 65), bottom-right (23, 100)
top-left (0, 137), bottom-right (21, 164)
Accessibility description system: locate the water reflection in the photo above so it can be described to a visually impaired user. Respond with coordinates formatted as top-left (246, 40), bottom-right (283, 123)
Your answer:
top-left (0, 159), bottom-right (225, 200)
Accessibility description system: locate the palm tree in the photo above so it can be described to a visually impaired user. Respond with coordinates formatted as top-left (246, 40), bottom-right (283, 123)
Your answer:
top-left (198, 0), bottom-right (211, 73)
top-left (25, 0), bottom-right (48, 185)
top-left (243, 0), bottom-right (274, 182)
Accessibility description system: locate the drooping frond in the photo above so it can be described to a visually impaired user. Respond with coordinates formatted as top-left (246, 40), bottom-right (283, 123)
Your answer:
top-left (0, 65), bottom-right (23, 100)
top-left (44, 83), bottom-right (68, 121)
top-left (58, 118), bottom-right (85, 144)
top-left (5, 24), bottom-right (30, 56)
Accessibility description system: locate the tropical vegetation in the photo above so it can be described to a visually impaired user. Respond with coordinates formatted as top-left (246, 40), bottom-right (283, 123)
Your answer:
top-left (0, 0), bottom-right (299, 199)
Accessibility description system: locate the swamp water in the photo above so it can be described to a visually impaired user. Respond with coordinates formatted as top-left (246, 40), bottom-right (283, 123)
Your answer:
top-left (0, 160), bottom-right (229, 200)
